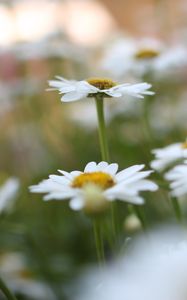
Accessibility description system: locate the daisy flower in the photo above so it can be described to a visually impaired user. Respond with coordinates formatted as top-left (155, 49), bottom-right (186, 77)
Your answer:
top-left (75, 228), bottom-right (187, 300)
top-left (29, 162), bottom-right (158, 213)
top-left (0, 177), bottom-right (20, 214)
top-left (101, 38), bottom-right (187, 79)
top-left (0, 252), bottom-right (55, 300)
top-left (150, 141), bottom-right (187, 172)
top-left (164, 161), bottom-right (187, 197)
top-left (47, 76), bottom-right (154, 102)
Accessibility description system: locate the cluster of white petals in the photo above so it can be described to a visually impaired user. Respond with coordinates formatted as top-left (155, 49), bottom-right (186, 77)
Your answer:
top-left (74, 228), bottom-right (187, 300)
top-left (101, 38), bottom-right (187, 78)
top-left (30, 161), bottom-right (157, 211)
top-left (48, 76), bottom-right (154, 102)
top-left (165, 161), bottom-right (187, 197)
top-left (151, 142), bottom-right (187, 197)
top-left (150, 142), bottom-right (187, 171)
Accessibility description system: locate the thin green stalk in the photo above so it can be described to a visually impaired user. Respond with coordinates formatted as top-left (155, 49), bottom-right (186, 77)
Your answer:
top-left (95, 95), bottom-right (109, 162)
top-left (133, 205), bottom-right (147, 231)
top-left (110, 201), bottom-right (118, 240)
top-left (0, 276), bottom-right (17, 300)
top-left (93, 219), bottom-right (105, 265)
top-left (171, 197), bottom-right (182, 223)
top-left (94, 94), bottom-right (117, 249)
top-left (142, 96), bottom-right (154, 148)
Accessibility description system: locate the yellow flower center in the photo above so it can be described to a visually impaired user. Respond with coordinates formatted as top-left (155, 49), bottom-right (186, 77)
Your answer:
top-left (135, 48), bottom-right (160, 60)
top-left (182, 141), bottom-right (187, 149)
top-left (86, 77), bottom-right (117, 90)
top-left (71, 172), bottom-right (115, 190)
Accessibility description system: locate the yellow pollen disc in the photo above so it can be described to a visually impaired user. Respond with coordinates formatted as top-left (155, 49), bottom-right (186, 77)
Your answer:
top-left (135, 48), bottom-right (160, 60)
top-left (182, 142), bottom-right (187, 149)
top-left (71, 172), bottom-right (115, 190)
top-left (86, 77), bottom-right (117, 90)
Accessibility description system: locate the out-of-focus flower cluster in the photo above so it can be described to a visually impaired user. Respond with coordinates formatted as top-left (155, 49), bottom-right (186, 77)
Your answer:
top-left (74, 228), bottom-right (187, 300)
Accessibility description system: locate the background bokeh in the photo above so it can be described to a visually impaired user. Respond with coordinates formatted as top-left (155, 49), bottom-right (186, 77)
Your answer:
top-left (0, 0), bottom-right (187, 299)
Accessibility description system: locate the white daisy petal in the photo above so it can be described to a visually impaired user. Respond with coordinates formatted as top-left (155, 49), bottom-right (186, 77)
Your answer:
top-left (58, 170), bottom-right (74, 180)
top-left (43, 190), bottom-right (75, 201)
top-left (105, 163), bottom-right (118, 175)
top-left (49, 175), bottom-right (70, 185)
top-left (97, 161), bottom-right (109, 170)
top-left (58, 85), bottom-right (76, 93)
top-left (61, 91), bottom-right (88, 102)
top-left (120, 170), bottom-right (153, 185)
top-left (84, 162), bottom-right (97, 172)
top-left (69, 197), bottom-right (84, 210)
top-left (70, 171), bottom-right (83, 177)
top-left (108, 192), bottom-right (145, 205)
top-left (116, 165), bottom-right (145, 182)
top-left (129, 180), bottom-right (158, 191)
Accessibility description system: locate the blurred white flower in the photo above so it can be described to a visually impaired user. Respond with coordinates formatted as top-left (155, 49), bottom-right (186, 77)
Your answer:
top-left (150, 142), bottom-right (187, 171)
top-left (74, 228), bottom-right (187, 300)
top-left (48, 76), bottom-right (154, 102)
top-left (101, 37), bottom-right (187, 79)
top-left (0, 177), bottom-right (20, 214)
top-left (0, 252), bottom-right (55, 300)
top-left (164, 161), bottom-right (187, 197)
top-left (30, 161), bottom-right (157, 212)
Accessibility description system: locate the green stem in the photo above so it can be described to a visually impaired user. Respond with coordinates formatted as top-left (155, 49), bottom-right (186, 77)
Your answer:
top-left (111, 201), bottom-right (118, 241)
top-left (95, 95), bottom-right (109, 162)
top-left (142, 96), bottom-right (153, 146)
top-left (93, 219), bottom-right (105, 265)
top-left (171, 197), bottom-right (182, 223)
top-left (0, 276), bottom-right (17, 300)
top-left (133, 205), bottom-right (147, 231)
top-left (95, 95), bottom-right (117, 249)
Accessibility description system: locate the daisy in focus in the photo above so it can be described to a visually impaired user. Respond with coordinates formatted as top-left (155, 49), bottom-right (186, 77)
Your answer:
top-left (164, 161), bottom-right (187, 198)
top-left (101, 38), bottom-right (187, 79)
top-left (30, 162), bottom-right (158, 214)
top-left (0, 177), bottom-right (20, 214)
top-left (150, 141), bottom-right (187, 172)
top-left (47, 76), bottom-right (154, 102)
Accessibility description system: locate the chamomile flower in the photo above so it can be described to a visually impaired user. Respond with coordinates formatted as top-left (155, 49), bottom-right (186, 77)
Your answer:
top-left (74, 228), bottom-right (187, 300)
top-left (101, 38), bottom-right (187, 79)
top-left (48, 76), bottom-right (154, 102)
top-left (0, 252), bottom-right (55, 300)
top-left (0, 178), bottom-right (20, 214)
top-left (29, 162), bottom-right (158, 213)
top-left (164, 161), bottom-right (187, 197)
top-left (150, 141), bottom-right (187, 172)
